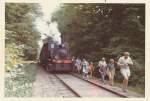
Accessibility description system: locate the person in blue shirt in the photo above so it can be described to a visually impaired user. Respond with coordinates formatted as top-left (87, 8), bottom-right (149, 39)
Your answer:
top-left (107, 58), bottom-right (115, 86)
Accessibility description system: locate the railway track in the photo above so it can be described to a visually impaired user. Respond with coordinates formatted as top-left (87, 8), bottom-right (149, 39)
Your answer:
top-left (32, 67), bottom-right (78, 97)
top-left (55, 74), bottom-right (123, 97)
top-left (47, 74), bottom-right (79, 97)
top-left (70, 73), bottom-right (128, 97)
top-left (33, 66), bottom-right (142, 97)
top-left (54, 74), bottom-right (81, 97)
top-left (33, 67), bottom-right (126, 97)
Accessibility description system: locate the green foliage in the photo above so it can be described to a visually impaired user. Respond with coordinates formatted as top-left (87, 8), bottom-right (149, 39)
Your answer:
top-left (5, 3), bottom-right (41, 60)
top-left (52, 4), bottom-right (145, 89)
top-left (5, 43), bottom-right (24, 71)
top-left (5, 3), bottom-right (42, 71)
top-left (5, 3), bottom-right (41, 24)
top-left (5, 63), bottom-right (37, 97)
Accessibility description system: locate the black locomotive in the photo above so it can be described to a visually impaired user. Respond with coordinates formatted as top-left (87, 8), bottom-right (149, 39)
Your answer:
top-left (39, 38), bottom-right (73, 72)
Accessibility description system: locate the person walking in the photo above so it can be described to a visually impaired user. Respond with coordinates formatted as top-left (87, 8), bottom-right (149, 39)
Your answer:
top-left (117, 52), bottom-right (133, 92)
top-left (71, 56), bottom-right (76, 72)
top-left (98, 57), bottom-right (107, 84)
top-left (89, 62), bottom-right (94, 78)
top-left (107, 58), bottom-right (115, 86)
top-left (75, 57), bottom-right (82, 73)
top-left (82, 59), bottom-right (89, 79)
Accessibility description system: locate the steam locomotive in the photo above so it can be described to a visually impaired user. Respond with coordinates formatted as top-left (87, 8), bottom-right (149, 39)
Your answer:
top-left (39, 38), bottom-right (73, 72)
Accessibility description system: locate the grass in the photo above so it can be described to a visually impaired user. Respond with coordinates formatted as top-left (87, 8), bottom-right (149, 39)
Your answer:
top-left (5, 62), bottom-right (37, 97)
top-left (128, 85), bottom-right (145, 95)
top-left (114, 81), bottom-right (145, 95)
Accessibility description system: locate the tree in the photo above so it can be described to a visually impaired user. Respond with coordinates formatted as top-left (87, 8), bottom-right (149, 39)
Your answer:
top-left (5, 3), bottom-right (42, 71)
top-left (5, 3), bottom-right (42, 60)
top-left (52, 4), bottom-right (145, 88)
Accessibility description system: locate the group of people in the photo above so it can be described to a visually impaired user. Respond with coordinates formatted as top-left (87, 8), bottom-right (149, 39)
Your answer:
top-left (72, 57), bottom-right (94, 79)
top-left (72, 52), bottom-right (133, 92)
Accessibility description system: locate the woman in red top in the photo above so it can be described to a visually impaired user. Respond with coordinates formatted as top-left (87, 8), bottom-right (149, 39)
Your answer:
top-left (89, 62), bottom-right (94, 78)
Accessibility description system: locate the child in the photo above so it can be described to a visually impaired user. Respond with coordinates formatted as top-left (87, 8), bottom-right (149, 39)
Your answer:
top-left (89, 62), bottom-right (94, 78)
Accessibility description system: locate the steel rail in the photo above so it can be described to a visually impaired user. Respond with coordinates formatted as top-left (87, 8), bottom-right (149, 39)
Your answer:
top-left (70, 73), bottom-right (127, 98)
top-left (54, 74), bottom-right (81, 97)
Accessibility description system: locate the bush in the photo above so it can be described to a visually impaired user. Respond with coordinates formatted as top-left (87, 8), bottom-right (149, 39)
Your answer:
top-left (5, 43), bottom-right (24, 72)
top-left (5, 63), bottom-right (37, 97)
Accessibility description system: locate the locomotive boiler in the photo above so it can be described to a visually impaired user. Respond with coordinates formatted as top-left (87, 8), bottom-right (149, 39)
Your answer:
top-left (39, 38), bottom-right (73, 72)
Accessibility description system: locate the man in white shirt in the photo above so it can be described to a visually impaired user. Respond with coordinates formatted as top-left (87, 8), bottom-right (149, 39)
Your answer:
top-left (117, 52), bottom-right (133, 92)
top-left (75, 58), bottom-right (81, 73)
top-left (98, 57), bottom-right (107, 67)
top-left (98, 58), bottom-right (107, 84)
